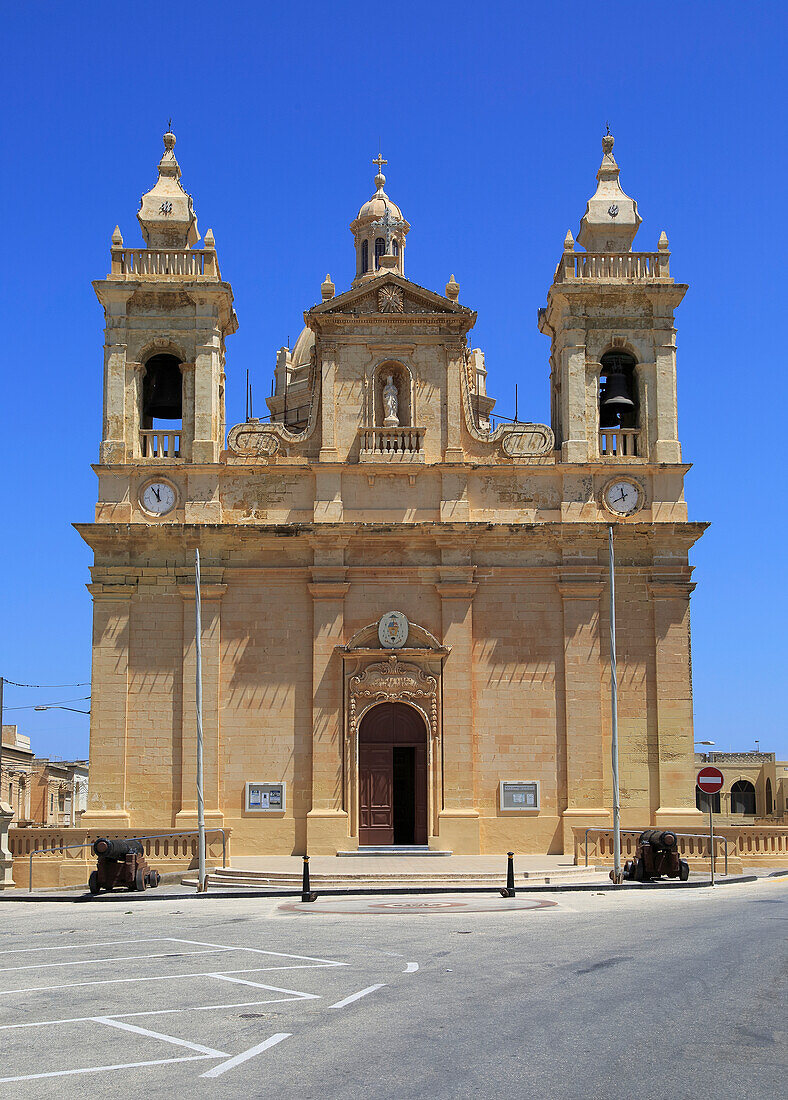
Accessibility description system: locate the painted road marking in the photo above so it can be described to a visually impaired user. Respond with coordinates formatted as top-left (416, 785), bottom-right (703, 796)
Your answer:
top-left (0, 1055), bottom-right (217, 1084)
top-left (200, 1033), bottom-right (292, 1078)
top-left (329, 984), bottom-right (386, 1009)
top-left (169, 938), bottom-right (346, 965)
top-left (206, 974), bottom-right (320, 998)
top-left (0, 963), bottom-right (343, 998)
top-left (405, 962), bottom-right (419, 973)
top-left (93, 1016), bottom-right (228, 1057)
top-left (0, 949), bottom-right (220, 974)
top-left (0, 937), bottom-right (173, 957)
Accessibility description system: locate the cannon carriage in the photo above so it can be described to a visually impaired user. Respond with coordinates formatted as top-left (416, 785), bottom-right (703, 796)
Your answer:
top-left (88, 837), bottom-right (161, 895)
top-left (623, 829), bottom-right (690, 882)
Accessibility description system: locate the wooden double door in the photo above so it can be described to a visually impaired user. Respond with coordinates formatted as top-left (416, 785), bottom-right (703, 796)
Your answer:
top-left (359, 702), bottom-right (428, 846)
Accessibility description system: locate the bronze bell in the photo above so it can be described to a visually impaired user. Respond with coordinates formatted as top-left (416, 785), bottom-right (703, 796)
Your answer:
top-left (600, 370), bottom-right (635, 415)
top-left (143, 357), bottom-right (183, 420)
top-left (598, 388), bottom-right (620, 428)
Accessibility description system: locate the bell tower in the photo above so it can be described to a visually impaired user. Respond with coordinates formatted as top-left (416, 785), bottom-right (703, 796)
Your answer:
top-left (93, 128), bottom-right (237, 466)
top-left (539, 132), bottom-right (685, 465)
top-left (349, 155), bottom-right (410, 285)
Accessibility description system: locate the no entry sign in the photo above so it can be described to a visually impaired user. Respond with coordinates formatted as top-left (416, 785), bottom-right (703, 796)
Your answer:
top-left (696, 766), bottom-right (724, 795)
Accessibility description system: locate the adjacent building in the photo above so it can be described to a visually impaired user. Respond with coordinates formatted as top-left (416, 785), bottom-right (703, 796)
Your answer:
top-left (79, 130), bottom-right (708, 854)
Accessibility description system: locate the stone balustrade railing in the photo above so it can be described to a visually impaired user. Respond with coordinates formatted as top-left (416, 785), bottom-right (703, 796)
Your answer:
top-left (359, 426), bottom-right (426, 462)
top-left (574, 825), bottom-right (788, 873)
top-left (140, 429), bottom-right (181, 459)
top-left (8, 827), bottom-right (230, 890)
top-left (556, 250), bottom-right (670, 282)
top-left (110, 247), bottom-right (220, 279)
top-left (598, 427), bottom-right (640, 457)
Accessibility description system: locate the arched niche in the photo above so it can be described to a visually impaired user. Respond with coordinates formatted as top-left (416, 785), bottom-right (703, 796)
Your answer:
top-left (373, 360), bottom-right (414, 427)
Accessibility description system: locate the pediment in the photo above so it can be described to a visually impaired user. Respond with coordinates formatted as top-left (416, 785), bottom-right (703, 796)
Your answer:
top-left (309, 274), bottom-right (474, 321)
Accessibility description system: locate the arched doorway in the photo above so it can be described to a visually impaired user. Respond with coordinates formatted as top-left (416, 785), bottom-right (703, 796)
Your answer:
top-left (358, 702), bottom-right (428, 846)
top-left (730, 779), bottom-right (756, 815)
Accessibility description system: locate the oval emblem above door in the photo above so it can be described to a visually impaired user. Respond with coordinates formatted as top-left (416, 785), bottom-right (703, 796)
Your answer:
top-left (378, 611), bottom-right (409, 649)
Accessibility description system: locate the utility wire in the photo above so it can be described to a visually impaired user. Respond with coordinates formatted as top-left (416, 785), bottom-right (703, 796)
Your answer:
top-left (5, 696), bottom-right (91, 712)
top-left (2, 680), bottom-right (90, 689)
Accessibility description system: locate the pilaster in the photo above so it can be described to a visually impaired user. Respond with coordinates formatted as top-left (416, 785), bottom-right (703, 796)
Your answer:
top-left (560, 333), bottom-right (590, 463)
top-left (318, 340), bottom-right (339, 462)
top-left (558, 567), bottom-right (610, 848)
top-left (649, 569), bottom-right (703, 826)
top-left (436, 565), bottom-right (479, 852)
top-left (100, 340), bottom-right (129, 465)
top-left (80, 587), bottom-right (133, 827)
top-left (192, 317), bottom-right (222, 464)
top-left (652, 328), bottom-right (682, 463)
top-left (175, 581), bottom-right (226, 829)
top-left (443, 340), bottom-right (465, 462)
top-left (306, 567), bottom-right (350, 852)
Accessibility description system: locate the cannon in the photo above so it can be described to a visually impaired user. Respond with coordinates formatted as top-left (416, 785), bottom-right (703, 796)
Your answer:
top-left (623, 829), bottom-right (689, 882)
top-left (88, 837), bottom-right (161, 895)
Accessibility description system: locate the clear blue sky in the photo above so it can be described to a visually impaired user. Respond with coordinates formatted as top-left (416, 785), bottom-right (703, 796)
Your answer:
top-left (1, 2), bottom-right (785, 762)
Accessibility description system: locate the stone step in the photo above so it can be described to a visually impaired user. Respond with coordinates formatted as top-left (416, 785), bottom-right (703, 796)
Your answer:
top-left (181, 864), bottom-right (603, 890)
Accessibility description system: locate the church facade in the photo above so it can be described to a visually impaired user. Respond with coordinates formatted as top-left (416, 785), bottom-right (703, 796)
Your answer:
top-left (78, 131), bottom-right (706, 855)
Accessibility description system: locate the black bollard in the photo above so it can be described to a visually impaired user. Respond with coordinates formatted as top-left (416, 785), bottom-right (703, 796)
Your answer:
top-left (301, 855), bottom-right (317, 903)
top-left (500, 851), bottom-right (516, 898)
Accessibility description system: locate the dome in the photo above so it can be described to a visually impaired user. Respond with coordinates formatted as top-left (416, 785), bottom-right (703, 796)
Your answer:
top-left (291, 326), bottom-right (315, 367)
top-left (354, 172), bottom-right (404, 223)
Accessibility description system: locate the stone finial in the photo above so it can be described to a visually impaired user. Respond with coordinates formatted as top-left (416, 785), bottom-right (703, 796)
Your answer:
top-left (658, 230), bottom-right (670, 251)
top-left (137, 128), bottom-right (200, 249)
top-left (445, 274), bottom-right (460, 301)
top-left (204, 228), bottom-right (216, 249)
top-left (321, 273), bottom-right (335, 301)
top-left (111, 225), bottom-right (124, 247)
top-left (563, 229), bottom-right (575, 251)
top-left (577, 131), bottom-right (642, 253)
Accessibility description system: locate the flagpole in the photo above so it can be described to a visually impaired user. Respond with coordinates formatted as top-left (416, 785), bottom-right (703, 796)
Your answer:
top-left (608, 525), bottom-right (622, 884)
top-left (195, 548), bottom-right (206, 892)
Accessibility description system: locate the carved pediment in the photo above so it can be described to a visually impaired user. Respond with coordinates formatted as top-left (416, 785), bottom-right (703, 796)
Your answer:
top-left (312, 274), bottom-right (475, 322)
top-left (350, 655), bottom-right (437, 701)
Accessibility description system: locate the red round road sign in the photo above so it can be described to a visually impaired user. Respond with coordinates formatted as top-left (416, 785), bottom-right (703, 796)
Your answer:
top-left (696, 766), bottom-right (724, 795)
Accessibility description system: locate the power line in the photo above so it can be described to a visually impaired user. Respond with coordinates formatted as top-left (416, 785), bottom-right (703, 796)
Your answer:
top-left (2, 680), bottom-right (90, 689)
top-left (5, 696), bottom-right (91, 712)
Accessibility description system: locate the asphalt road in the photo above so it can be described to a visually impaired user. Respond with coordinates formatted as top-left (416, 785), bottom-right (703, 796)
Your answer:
top-left (0, 877), bottom-right (785, 1099)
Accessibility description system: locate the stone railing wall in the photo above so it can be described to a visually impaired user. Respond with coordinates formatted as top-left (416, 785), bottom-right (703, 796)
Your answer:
top-left (359, 426), bottom-right (426, 461)
top-left (598, 427), bottom-right (640, 457)
top-left (556, 250), bottom-right (671, 282)
top-left (574, 825), bottom-right (788, 873)
top-left (110, 248), bottom-right (220, 279)
top-left (139, 428), bottom-right (181, 459)
top-left (8, 827), bottom-right (230, 890)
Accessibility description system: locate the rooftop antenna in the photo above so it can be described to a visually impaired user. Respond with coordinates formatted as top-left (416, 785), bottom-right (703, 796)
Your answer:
top-left (249, 384), bottom-right (253, 420)
top-left (245, 369), bottom-right (249, 421)
top-left (515, 384), bottom-right (518, 423)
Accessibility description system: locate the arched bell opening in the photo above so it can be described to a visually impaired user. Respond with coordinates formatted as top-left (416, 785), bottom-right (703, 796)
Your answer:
top-left (358, 701), bottom-right (428, 847)
top-left (598, 350), bottom-right (638, 431)
top-left (361, 239), bottom-right (369, 274)
top-left (142, 354), bottom-right (183, 429)
top-left (374, 236), bottom-right (386, 270)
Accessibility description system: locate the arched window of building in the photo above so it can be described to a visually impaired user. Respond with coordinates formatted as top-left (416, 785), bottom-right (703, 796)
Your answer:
top-left (142, 354), bottom-right (183, 428)
top-left (374, 237), bottom-right (386, 266)
top-left (696, 787), bottom-right (720, 814)
top-left (599, 350), bottom-right (638, 455)
top-left (392, 239), bottom-right (399, 257)
top-left (730, 779), bottom-right (756, 815)
top-left (361, 239), bottom-right (369, 273)
top-left (765, 778), bottom-right (773, 815)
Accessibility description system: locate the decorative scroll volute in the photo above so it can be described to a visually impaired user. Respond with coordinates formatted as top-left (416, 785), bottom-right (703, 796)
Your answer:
top-left (227, 421), bottom-right (280, 457)
top-left (500, 424), bottom-right (555, 457)
top-left (349, 654), bottom-right (438, 739)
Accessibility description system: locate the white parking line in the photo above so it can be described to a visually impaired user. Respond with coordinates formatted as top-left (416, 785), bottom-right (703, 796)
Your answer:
top-left (93, 1016), bottom-right (228, 1057)
top-left (328, 984), bottom-right (386, 1009)
top-left (0, 963), bottom-right (342, 998)
top-left (0, 1055), bottom-right (217, 1084)
top-left (0, 938), bottom-right (171, 957)
top-left (405, 962), bottom-right (419, 973)
top-left (207, 974), bottom-right (320, 997)
top-left (0, 949), bottom-right (219, 974)
top-left (169, 939), bottom-right (346, 965)
top-left (200, 1033), bottom-right (292, 1078)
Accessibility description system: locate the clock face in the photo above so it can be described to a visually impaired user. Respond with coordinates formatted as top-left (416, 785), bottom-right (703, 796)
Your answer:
top-left (604, 479), bottom-right (641, 516)
top-left (141, 481), bottom-right (176, 515)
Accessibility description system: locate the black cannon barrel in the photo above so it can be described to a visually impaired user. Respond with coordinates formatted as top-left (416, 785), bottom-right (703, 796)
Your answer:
top-left (639, 829), bottom-right (677, 850)
top-left (92, 837), bottom-right (144, 860)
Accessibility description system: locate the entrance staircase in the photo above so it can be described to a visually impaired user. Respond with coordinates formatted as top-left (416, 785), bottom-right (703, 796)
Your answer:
top-left (182, 854), bottom-right (605, 891)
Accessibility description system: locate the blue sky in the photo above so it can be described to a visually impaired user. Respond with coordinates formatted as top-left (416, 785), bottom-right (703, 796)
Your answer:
top-left (1, 1), bottom-right (785, 761)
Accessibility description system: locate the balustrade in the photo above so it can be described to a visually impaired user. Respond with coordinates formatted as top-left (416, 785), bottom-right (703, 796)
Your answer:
top-left (598, 427), bottom-right (640, 457)
top-left (140, 429), bottom-right (181, 459)
top-left (110, 247), bottom-right (219, 279)
top-left (556, 250), bottom-right (670, 282)
top-left (359, 426), bottom-right (425, 461)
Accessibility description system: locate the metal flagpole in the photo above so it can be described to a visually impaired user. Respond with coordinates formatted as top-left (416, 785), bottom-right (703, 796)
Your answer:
top-left (608, 525), bottom-right (622, 884)
top-left (0, 677), bottom-right (4, 801)
top-left (195, 549), bottom-right (206, 892)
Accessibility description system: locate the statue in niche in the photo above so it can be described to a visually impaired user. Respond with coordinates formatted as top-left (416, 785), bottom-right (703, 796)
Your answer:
top-left (382, 374), bottom-right (399, 427)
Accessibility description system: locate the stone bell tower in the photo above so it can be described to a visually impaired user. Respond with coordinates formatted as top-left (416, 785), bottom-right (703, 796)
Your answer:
top-left (93, 128), bottom-right (237, 467)
top-left (539, 132), bottom-right (684, 466)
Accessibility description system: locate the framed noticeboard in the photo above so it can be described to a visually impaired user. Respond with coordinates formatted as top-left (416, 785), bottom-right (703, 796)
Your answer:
top-left (499, 780), bottom-right (540, 812)
top-left (245, 782), bottom-right (286, 813)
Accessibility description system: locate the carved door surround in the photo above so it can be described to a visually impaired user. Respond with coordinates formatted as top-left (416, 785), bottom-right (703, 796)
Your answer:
top-left (340, 620), bottom-right (448, 843)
